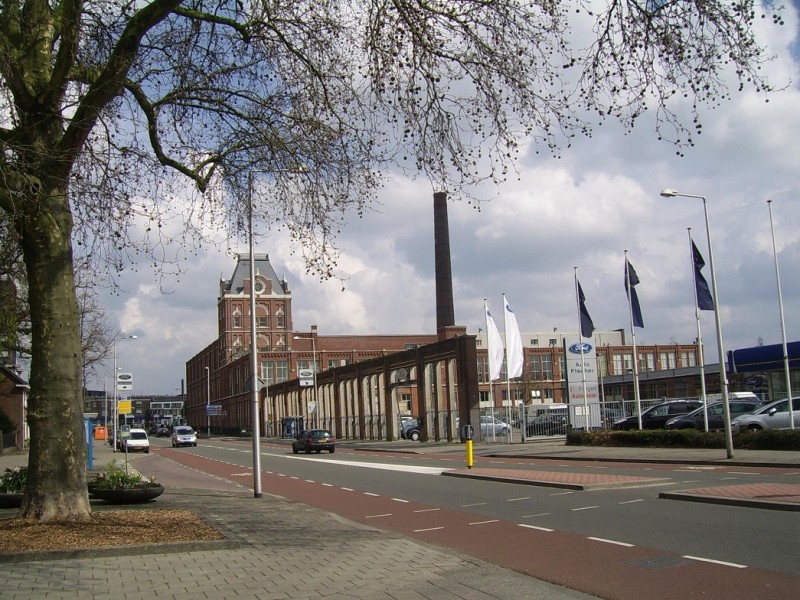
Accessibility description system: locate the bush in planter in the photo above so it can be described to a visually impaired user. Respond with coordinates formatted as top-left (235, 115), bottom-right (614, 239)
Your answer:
top-left (90, 461), bottom-right (161, 490)
top-left (0, 466), bottom-right (27, 493)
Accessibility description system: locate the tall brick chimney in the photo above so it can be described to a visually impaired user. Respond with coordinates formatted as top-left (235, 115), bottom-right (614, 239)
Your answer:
top-left (433, 191), bottom-right (466, 340)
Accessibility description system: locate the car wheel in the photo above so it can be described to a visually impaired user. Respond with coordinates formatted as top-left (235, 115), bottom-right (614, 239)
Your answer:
top-left (329, 448), bottom-right (335, 453)
top-left (305, 449), bottom-right (311, 454)
top-left (316, 450), bottom-right (321, 453)
top-left (747, 424), bottom-right (763, 432)
top-left (145, 448), bottom-right (150, 454)
top-left (410, 431), bottom-right (420, 441)
top-left (292, 447), bottom-right (298, 454)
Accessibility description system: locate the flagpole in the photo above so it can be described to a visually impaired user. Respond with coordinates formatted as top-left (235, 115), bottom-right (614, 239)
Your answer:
top-left (767, 200), bottom-right (795, 429)
top-left (689, 229), bottom-right (710, 432)
top-left (502, 293), bottom-right (510, 443)
top-left (574, 268), bottom-right (589, 431)
top-left (624, 251), bottom-right (643, 429)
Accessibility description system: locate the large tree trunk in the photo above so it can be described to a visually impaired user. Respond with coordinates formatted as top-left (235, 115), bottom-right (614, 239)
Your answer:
top-left (17, 180), bottom-right (91, 521)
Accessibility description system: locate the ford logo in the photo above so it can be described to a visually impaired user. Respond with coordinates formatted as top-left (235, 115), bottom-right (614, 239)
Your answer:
top-left (568, 343), bottom-right (593, 354)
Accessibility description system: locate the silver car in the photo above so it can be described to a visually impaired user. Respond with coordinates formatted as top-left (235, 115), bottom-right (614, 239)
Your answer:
top-left (731, 397), bottom-right (800, 433)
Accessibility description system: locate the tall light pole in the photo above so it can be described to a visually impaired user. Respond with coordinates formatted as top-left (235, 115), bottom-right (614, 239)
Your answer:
top-left (205, 366), bottom-right (211, 438)
top-left (767, 200), bottom-right (795, 429)
top-left (294, 334), bottom-right (319, 428)
top-left (660, 189), bottom-right (733, 458)
top-left (112, 334), bottom-right (138, 453)
top-left (248, 172), bottom-right (263, 498)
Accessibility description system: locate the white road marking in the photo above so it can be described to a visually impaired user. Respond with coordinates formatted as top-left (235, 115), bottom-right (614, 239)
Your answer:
top-left (572, 506), bottom-right (599, 511)
top-left (551, 491), bottom-right (573, 496)
top-left (522, 513), bottom-right (551, 518)
top-left (461, 502), bottom-right (486, 507)
top-left (729, 471), bottom-right (759, 475)
top-left (391, 498), bottom-right (409, 503)
top-left (365, 514), bottom-right (392, 519)
top-left (414, 527), bottom-right (445, 532)
top-left (619, 499), bottom-right (644, 504)
top-left (364, 492), bottom-right (380, 497)
top-left (588, 537), bottom-right (634, 547)
top-left (683, 555), bottom-right (747, 568)
top-left (518, 524), bottom-right (554, 532)
top-left (414, 508), bottom-right (440, 513)
top-left (284, 456), bottom-right (452, 475)
top-left (506, 497), bottom-right (531, 502)
top-left (469, 519), bottom-right (499, 526)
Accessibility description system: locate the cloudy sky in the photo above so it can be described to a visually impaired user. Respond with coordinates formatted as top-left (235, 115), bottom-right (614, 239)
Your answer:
top-left (92, 7), bottom-right (800, 396)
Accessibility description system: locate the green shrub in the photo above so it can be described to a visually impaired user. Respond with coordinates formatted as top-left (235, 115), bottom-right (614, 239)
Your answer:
top-left (567, 428), bottom-right (800, 450)
top-left (90, 461), bottom-right (160, 490)
top-left (0, 466), bottom-right (27, 493)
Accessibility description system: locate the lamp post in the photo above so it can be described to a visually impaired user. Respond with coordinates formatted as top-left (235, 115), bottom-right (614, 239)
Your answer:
top-left (660, 189), bottom-right (733, 458)
top-left (767, 200), bottom-right (795, 429)
top-left (205, 366), bottom-right (211, 438)
top-left (112, 334), bottom-right (138, 453)
top-left (248, 172), bottom-right (263, 498)
top-left (294, 334), bottom-right (319, 429)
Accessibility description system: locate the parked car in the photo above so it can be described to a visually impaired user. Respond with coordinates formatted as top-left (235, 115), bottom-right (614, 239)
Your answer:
top-left (480, 415), bottom-right (511, 436)
top-left (156, 426), bottom-right (170, 437)
top-left (665, 400), bottom-right (761, 430)
top-left (526, 414), bottom-right (567, 436)
top-left (400, 418), bottom-right (422, 441)
top-left (612, 401), bottom-right (702, 430)
top-left (121, 428), bottom-right (150, 453)
top-left (292, 429), bottom-right (336, 454)
top-left (171, 425), bottom-right (198, 447)
top-left (732, 397), bottom-right (800, 433)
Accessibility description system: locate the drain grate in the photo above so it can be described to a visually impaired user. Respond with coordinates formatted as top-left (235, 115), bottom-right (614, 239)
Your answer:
top-left (626, 555), bottom-right (692, 570)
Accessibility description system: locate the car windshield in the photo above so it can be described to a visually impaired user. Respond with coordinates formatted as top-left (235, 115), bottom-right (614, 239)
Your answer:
top-left (309, 430), bottom-right (332, 438)
top-left (175, 427), bottom-right (193, 434)
top-left (130, 431), bottom-right (147, 440)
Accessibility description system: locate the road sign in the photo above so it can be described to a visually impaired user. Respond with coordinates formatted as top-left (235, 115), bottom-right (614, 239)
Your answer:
top-left (298, 368), bottom-right (314, 387)
top-left (206, 404), bottom-right (223, 416)
top-left (117, 400), bottom-right (132, 415)
top-left (116, 372), bottom-right (133, 391)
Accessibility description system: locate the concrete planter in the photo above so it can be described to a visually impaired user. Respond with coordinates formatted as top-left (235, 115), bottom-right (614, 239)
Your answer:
top-left (90, 485), bottom-right (164, 504)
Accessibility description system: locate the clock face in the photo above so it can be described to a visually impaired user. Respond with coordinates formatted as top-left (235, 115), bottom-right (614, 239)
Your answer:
top-left (254, 279), bottom-right (265, 294)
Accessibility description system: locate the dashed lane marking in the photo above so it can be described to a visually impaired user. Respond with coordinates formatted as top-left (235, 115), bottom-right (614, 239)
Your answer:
top-left (683, 555), bottom-right (747, 568)
top-left (518, 524), bottom-right (554, 532)
top-left (588, 537), bottom-right (635, 547)
top-left (469, 519), bottom-right (499, 526)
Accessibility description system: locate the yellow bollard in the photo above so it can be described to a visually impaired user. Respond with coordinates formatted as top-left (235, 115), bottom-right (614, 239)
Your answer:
top-left (466, 439), bottom-right (473, 469)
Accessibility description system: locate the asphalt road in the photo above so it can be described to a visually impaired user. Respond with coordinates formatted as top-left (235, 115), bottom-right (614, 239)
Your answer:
top-left (143, 437), bottom-right (800, 599)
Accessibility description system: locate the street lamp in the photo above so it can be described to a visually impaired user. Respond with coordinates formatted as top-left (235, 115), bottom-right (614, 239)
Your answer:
top-left (660, 188), bottom-right (733, 458)
top-left (294, 334), bottom-right (319, 429)
top-left (205, 366), bottom-right (211, 438)
top-left (112, 334), bottom-right (138, 453)
top-left (767, 200), bottom-right (795, 429)
top-left (248, 172), bottom-right (263, 498)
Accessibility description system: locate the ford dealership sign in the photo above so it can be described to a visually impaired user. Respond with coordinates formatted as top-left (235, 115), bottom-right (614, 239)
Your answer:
top-left (568, 342), bottom-right (593, 354)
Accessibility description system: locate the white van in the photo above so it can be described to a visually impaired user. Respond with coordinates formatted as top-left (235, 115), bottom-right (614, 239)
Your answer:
top-left (704, 391), bottom-right (760, 403)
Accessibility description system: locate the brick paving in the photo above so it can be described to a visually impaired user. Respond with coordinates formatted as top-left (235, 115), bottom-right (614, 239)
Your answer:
top-left (444, 467), bottom-right (670, 490)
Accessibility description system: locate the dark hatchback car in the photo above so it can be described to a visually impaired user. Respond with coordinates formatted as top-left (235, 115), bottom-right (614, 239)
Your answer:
top-left (292, 429), bottom-right (336, 454)
top-left (400, 418), bottom-right (422, 441)
top-left (612, 400), bottom-right (702, 430)
top-left (526, 414), bottom-right (568, 436)
top-left (665, 400), bottom-right (760, 431)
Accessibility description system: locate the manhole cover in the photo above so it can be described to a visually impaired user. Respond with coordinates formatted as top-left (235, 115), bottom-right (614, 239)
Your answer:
top-left (626, 555), bottom-right (691, 570)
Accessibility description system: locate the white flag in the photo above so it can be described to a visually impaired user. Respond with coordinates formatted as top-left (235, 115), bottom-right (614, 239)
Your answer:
top-left (485, 300), bottom-right (504, 382)
top-left (503, 294), bottom-right (523, 379)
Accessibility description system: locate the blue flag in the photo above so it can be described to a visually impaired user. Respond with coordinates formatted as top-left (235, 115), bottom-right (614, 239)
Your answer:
top-left (691, 241), bottom-right (715, 311)
top-left (625, 259), bottom-right (644, 328)
top-left (577, 282), bottom-right (595, 338)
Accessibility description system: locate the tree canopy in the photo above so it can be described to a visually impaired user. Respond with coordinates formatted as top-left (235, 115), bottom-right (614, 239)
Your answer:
top-left (0, 0), bottom-right (784, 520)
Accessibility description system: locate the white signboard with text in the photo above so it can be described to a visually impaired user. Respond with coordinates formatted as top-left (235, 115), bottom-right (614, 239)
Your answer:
top-left (564, 338), bottom-right (601, 429)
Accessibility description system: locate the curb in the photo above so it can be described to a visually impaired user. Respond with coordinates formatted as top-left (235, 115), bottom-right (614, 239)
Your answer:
top-left (0, 537), bottom-right (240, 564)
top-left (659, 491), bottom-right (800, 512)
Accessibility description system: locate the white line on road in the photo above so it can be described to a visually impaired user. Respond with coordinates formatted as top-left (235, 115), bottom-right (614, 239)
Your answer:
top-left (365, 514), bottom-right (392, 519)
top-left (364, 492), bottom-right (380, 497)
top-left (588, 537), bottom-right (634, 547)
top-left (341, 487), bottom-right (354, 491)
top-left (284, 456), bottom-right (453, 475)
top-left (522, 513), bottom-right (551, 518)
top-left (506, 497), bottom-right (531, 502)
top-left (683, 555), bottom-right (747, 568)
top-left (571, 506), bottom-right (600, 511)
top-left (414, 508), bottom-right (440, 513)
top-left (518, 524), bottom-right (554, 532)
top-left (551, 491), bottom-right (573, 496)
top-left (414, 527), bottom-right (445, 532)
top-left (461, 502), bottom-right (486, 507)
top-left (469, 519), bottom-right (499, 526)
top-left (619, 499), bottom-right (644, 504)
top-left (391, 498), bottom-right (409, 503)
